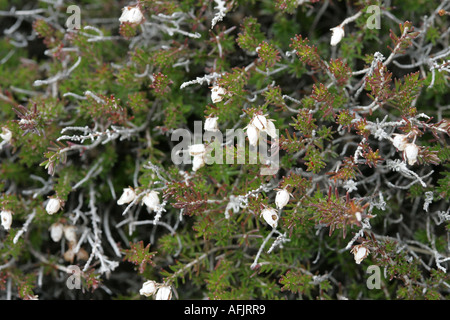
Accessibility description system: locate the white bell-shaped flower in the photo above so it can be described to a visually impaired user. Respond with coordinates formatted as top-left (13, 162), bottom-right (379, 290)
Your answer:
top-left (204, 117), bottom-right (219, 132)
top-left (119, 6), bottom-right (144, 25)
top-left (404, 143), bottom-right (419, 165)
top-left (188, 144), bottom-right (206, 157)
top-left (0, 127), bottom-right (12, 143)
top-left (350, 245), bottom-right (369, 264)
top-left (142, 191), bottom-right (160, 212)
top-left (251, 114), bottom-right (268, 131)
top-left (117, 187), bottom-right (136, 205)
top-left (1, 210), bottom-right (12, 230)
top-left (63, 225), bottom-right (78, 243)
top-left (139, 280), bottom-right (157, 297)
top-left (49, 222), bottom-right (64, 242)
top-left (246, 123), bottom-right (259, 147)
top-left (330, 26), bottom-right (345, 46)
top-left (275, 189), bottom-right (290, 210)
top-left (250, 114), bottom-right (277, 139)
top-left (211, 85), bottom-right (226, 103)
top-left (265, 119), bottom-right (277, 139)
top-left (46, 198), bottom-right (62, 215)
top-left (155, 286), bottom-right (172, 300)
top-left (260, 207), bottom-right (279, 228)
top-left (192, 154), bottom-right (205, 171)
top-left (392, 134), bottom-right (409, 151)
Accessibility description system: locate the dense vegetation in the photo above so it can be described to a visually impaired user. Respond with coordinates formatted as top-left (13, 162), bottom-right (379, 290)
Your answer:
top-left (0, 0), bottom-right (449, 300)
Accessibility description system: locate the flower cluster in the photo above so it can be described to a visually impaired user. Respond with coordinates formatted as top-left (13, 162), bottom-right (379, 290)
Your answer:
top-left (246, 114), bottom-right (278, 146)
top-left (139, 281), bottom-right (172, 300)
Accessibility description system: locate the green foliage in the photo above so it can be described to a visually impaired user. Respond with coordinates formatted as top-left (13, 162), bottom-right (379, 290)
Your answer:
top-left (0, 0), bottom-right (449, 302)
top-left (236, 17), bottom-right (265, 52)
top-left (123, 241), bottom-right (157, 274)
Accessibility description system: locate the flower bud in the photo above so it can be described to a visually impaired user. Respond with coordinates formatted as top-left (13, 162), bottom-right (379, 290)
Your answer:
top-left (188, 144), bottom-right (206, 156)
top-left (404, 143), bottom-right (419, 165)
top-left (0, 127), bottom-right (12, 143)
top-left (46, 198), bottom-right (62, 215)
top-left (49, 222), bottom-right (64, 242)
top-left (246, 123), bottom-right (259, 147)
top-left (142, 191), bottom-right (160, 212)
top-left (275, 189), bottom-right (290, 210)
top-left (139, 280), bottom-right (157, 297)
top-left (1, 210), bottom-right (13, 230)
top-left (192, 154), bottom-right (205, 171)
top-left (117, 187), bottom-right (136, 205)
top-left (119, 6), bottom-right (144, 25)
top-left (204, 117), bottom-right (219, 132)
top-left (155, 285), bottom-right (172, 300)
top-left (211, 85), bottom-right (226, 103)
top-left (330, 26), bottom-right (345, 46)
top-left (260, 207), bottom-right (279, 228)
top-left (392, 134), bottom-right (409, 151)
top-left (350, 245), bottom-right (369, 264)
top-left (63, 225), bottom-right (78, 244)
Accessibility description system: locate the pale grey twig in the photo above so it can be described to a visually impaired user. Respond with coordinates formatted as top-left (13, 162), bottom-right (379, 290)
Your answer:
top-left (13, 210), bottom-right (36, 244)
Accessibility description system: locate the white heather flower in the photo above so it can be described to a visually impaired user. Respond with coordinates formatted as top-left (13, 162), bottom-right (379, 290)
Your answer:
top-left (251, 114), bottom-right (268, 131)
top-left (192, 154), bottom-right (205, 171)
top-left (350, 245), bottom-right (369, 264)
top-left (392, 134), bottom-right (409, 151)
top-left (63, 225), bottom-right (77, 244)
top-left (188, 144), bottom-right (207, 171)
top-left (246, 123), bottom-right (259, 147)
top-left (49, 222), bottom-right (64, 242)
top-left (330, 26), bottom-right (345, 46)
top-left (355, 211), bottom-right (362, 222)
top-left (0, 127), bottom-right (12, 143)
top-left (139, 280), bottom-right (158, 297)
top-left (260, 207), bottom-right (279, 228)
top-left (204, 117), bottom-right (219, 132)
top-left (211, 85), bottom-right (226, 103)
top-left (188, 143), bottom-right (206, 156)
top-left (119, 6), bottom-right (144, 25)
top-left (250, 114), bottom-right (277, 139)
top-left (46, 198), bottom-right (62, 215)
top-left (142, 191), bottom-right (160, 212)
top-left (1, 210), bottom-right (13, 230)
top-left (117, 187), bottom-right (136, 205)
top-left (265, 119), bottom-right (277, 139)
top-left (275, 189), bottom-right (290, 210)
top-left (404, 143), bottom-right (419, 165)
top-left (155, 286), bottom-right (172, 300)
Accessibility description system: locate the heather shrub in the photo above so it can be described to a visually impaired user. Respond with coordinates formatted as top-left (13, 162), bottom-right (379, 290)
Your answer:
top-left (0, 0), bottom-right (449, 300)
